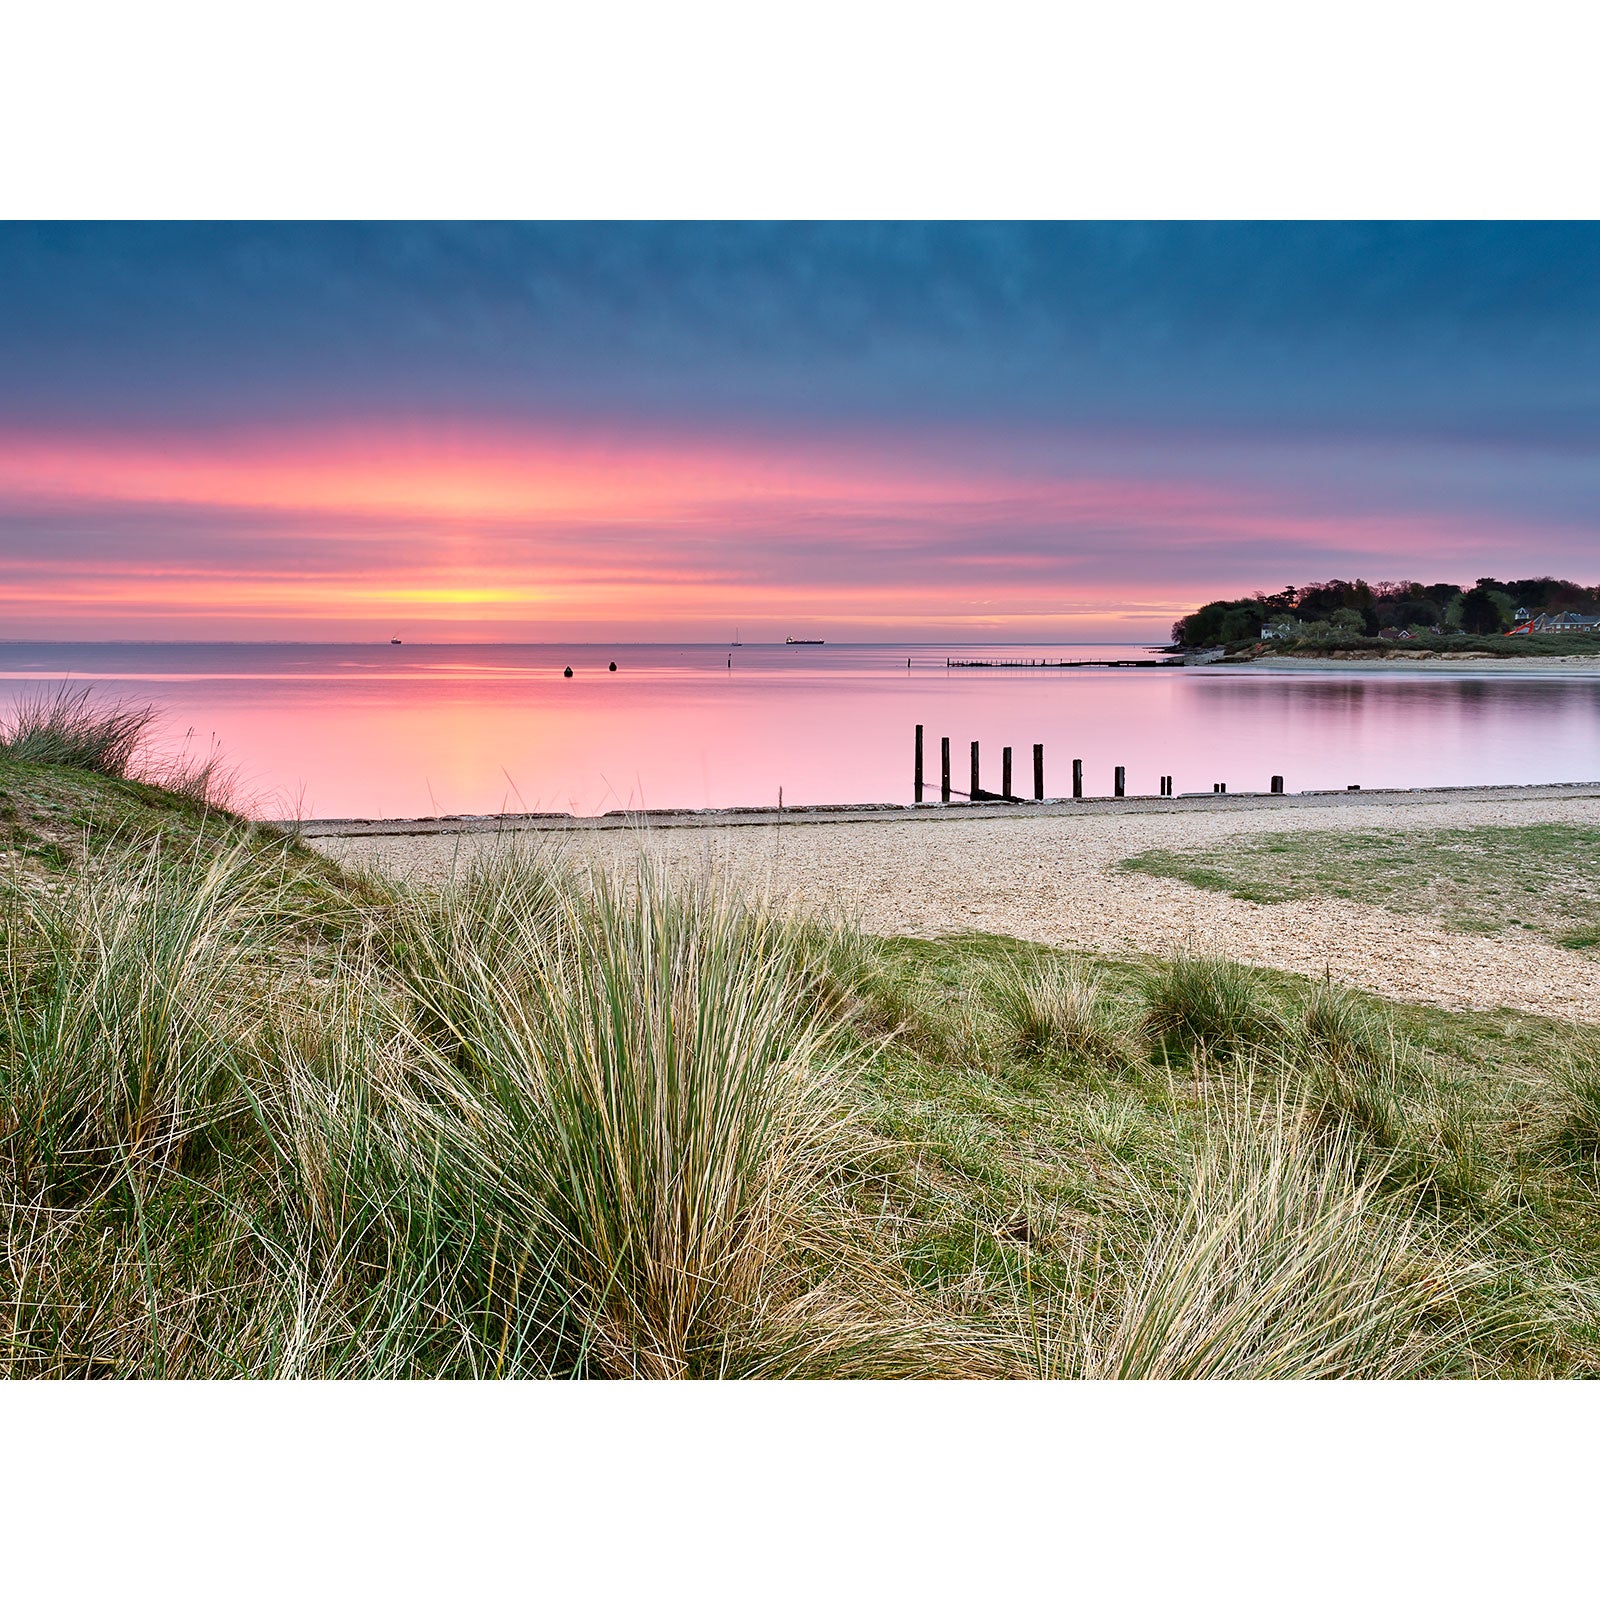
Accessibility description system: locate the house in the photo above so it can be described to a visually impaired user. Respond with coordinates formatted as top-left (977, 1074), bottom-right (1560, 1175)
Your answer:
top-left (1513, 606), bottom-right (1531, 623)
top-left (1260, 618), bottom-right (1297, 641)
top-left (1531, 611), bottom-right (1600, 633)
top-left (1378, 627), bottom-right (1415, 641)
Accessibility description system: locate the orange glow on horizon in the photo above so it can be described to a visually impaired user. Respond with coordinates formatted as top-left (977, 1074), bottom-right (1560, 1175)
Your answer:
top-left (0, 418), bottom-right (1537, 640)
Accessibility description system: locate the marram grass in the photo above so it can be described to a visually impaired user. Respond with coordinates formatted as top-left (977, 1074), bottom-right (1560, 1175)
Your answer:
top-left (0, 684), bottom-right (157, 777)
top-left (991, 955), bottom-right (1131, 1072)
top-left (1014, 1088), bottom-right (1486, 1380)
top-left (0, 831), bottom-right (971, 1376)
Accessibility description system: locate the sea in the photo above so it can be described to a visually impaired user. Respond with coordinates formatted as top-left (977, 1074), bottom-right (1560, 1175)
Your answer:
top-left (0, 640), bottom-right (1596, 820)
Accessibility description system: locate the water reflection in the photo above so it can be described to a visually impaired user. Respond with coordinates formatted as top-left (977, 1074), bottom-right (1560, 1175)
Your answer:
top-left (0, 643), bottom-right (1595, 817)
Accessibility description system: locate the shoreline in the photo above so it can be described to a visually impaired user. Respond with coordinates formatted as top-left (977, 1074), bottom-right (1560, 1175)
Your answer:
top-left (1217, 652), bottom-right (1600, 671)
top-left (292, 780), bottom-right (1600, 838)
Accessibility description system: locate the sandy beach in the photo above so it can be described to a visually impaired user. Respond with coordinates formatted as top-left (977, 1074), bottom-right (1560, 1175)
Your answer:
top-left (311, 783), bottom-right (1600, 1025)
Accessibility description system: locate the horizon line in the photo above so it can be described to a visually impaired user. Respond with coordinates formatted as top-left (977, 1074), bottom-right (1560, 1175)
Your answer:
top-left (0, 636), bottom-right (1172, 648)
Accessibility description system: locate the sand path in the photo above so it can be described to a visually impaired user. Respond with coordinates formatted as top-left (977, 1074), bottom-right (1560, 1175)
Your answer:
top-left (311, 789), bottom-right (1600, 1024)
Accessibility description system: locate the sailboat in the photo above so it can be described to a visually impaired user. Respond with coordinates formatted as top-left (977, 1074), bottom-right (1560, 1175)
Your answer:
top-left (730, 627), bottom-right (743, 646)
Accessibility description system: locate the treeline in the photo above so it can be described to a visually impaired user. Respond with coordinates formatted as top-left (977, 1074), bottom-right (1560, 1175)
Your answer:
top-left (1173, 576), bottom-right (1600, 649)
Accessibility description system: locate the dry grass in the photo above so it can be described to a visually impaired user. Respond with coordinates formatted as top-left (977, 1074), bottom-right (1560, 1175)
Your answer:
top-left (382, 845), bottom-right (907, 1376)
top-left (1018, 1089), bottom-right (1485, 1379)
top-left (0, 832), bottom-right (957, 1377)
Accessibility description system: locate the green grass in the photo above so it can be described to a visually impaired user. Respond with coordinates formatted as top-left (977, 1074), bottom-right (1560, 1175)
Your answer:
top-left (1120, 822), bottom-right (1600, 949)
top-left (0, 684), bottom-right (158, 775)
top-left (840, 936), bottom-right (1600, 1376)
top-left (5, 699), bottom-right (1600, 1377)
top-left (1241, 632), bottom-right (1600, 661)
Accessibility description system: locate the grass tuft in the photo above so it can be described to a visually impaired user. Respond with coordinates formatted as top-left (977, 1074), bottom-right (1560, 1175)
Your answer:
top-left (991, 956), bottom-right (1131, 1072)
top-left (0, 838), bottom-right (286, 1202)
top-left (1549, 1038), bottom-right (1600, 1153)
top-left (379, 845), bottom-right (902, 1376)
top-left (0, 685), bottom-right (157, 777)
top-left (1140, 950), bottom-right (1282, 1059)
top-left (1022, 1089), bottom-right (1484, 1379)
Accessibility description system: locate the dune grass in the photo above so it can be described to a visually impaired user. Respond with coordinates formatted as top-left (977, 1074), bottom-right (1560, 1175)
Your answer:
top-left (990, 955), bottom-right (1131, 1072)
top-left (1019, 1089), bottom-right (1484, 1379)
top-left (3, 819), bottom-right (1596, 1376)
top-left (0, 785), bottom-right (965, 1376)
top-left (4, 693), bottom-right (1600, 1377)
top-left (1140, 950), bottom-right (1284, 1058)
top-left (0, 684), bottom-right (239, 810)
top-left (0, 685), bottom-right (157, 776)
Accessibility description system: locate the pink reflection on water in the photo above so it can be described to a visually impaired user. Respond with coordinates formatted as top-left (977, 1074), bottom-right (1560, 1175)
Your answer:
top-left (0, 643), bottom-right (1596, 818)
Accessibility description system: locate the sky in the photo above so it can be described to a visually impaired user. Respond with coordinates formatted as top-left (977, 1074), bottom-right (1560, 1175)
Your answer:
top-left (3, 221), bottom-right (1599, 642)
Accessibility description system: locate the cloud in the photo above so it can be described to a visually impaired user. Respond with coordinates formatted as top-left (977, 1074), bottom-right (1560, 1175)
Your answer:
top-left (3, 223), bottom-right (1598, 638)
top-left (5, 223), bottom-right (1600, 441)
top-left (2, 412), bottom-right (1596, 639)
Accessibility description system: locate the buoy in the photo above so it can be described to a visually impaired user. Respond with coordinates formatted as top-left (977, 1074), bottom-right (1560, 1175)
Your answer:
top-left (563, 666), bottom-right (573, 678)
top-left (608, 661), bottom-right (616, 672)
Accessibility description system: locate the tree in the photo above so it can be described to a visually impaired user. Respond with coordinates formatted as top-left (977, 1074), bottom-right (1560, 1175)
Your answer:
top-left (1459, 587), bottom-right (1503, 635)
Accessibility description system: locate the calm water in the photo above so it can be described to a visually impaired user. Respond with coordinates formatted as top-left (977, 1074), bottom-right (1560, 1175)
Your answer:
top-left (0, 641), bottom-right (1596, 819)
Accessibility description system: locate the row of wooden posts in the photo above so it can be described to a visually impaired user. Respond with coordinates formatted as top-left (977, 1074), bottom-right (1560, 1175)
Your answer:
top-left (912, 726), bottom-right (1286, 802)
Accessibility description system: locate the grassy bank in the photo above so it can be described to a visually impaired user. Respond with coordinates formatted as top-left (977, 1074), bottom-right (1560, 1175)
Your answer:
top-left (1119, 822), bottom-right (1600, 952)
top-left (4, 701), bottom-right (1600, 1377)
top-left (1235, 632), bottom-right (1600, 662)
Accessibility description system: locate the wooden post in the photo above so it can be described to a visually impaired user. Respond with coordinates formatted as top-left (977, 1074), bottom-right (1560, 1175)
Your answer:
top-left (1271, 775), bottom-right (1284, 794)
top-left (941, 737), bottom-right (951, 802)
top-left (1002, 746), bottom-right (1013, 799)
top-left (970, 741), bottom-right (980, 802)
top-left (914, 724), bottom-right (924, 802)
top-left (1072, 758), bottom-right (1083, 799)
top-left (1114, 765), bottom-right (1125, 798)
top-left (1033, 743), bottom-right (1044, 801)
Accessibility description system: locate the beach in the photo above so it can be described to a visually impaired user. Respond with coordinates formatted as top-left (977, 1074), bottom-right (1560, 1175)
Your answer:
top-left (311, 782), bottom-right (1600, 1025)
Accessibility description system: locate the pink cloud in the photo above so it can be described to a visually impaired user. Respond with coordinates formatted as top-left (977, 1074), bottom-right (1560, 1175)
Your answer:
top-left (0, 418), bottom-right (1590, 640)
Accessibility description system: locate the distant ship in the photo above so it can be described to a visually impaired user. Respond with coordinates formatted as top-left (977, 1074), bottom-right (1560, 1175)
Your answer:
top-left (730, 628), bottom-right (743, 646)
top-left (391, 637), bottom-right (402, 645)
top-left (786, 635), bottom-right (824, 645)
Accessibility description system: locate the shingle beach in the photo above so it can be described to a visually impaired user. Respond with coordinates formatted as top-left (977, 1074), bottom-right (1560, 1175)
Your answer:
top-left (308, 784), bottom-right (1600, 1025)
